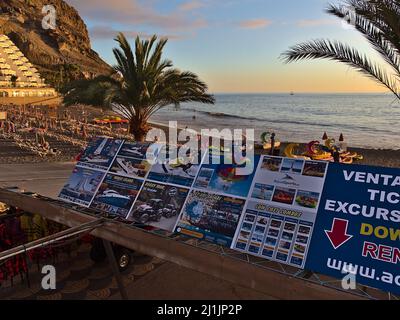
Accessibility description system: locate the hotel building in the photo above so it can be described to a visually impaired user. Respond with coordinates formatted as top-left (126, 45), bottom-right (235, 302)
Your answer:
top-left (0, 34), bottom-right (57, 98)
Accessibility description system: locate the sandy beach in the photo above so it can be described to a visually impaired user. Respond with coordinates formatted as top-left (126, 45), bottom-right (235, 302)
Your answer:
top-left (1, 104), bottom-right (399, 168)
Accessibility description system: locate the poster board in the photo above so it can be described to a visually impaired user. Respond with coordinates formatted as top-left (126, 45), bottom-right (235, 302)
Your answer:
top-left (58, 138), bottom-right (400, 295)
top-left (231, 156), bottom-right (328, 268)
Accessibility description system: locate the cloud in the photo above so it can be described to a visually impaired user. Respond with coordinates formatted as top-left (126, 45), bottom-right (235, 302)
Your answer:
top-left (89, 26), bottom-right (184, 41)
top-left (296, 19), bottom-right (337, 27)
top-left (179, 1), bottom-right (205, 11)
top-left (239, 19), bottom-right (272, 29)
top-left (65, 0), bottom-right (207, 31)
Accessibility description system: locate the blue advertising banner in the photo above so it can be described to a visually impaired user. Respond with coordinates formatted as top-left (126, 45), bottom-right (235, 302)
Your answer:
top-left (306, 163), bottom-right (400, 296)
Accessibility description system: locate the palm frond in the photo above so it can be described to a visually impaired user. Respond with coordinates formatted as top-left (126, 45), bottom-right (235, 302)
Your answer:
top-left (326, 3), bottom-right (400, 77)
top-left (282, 0), bottom-right (400, 101)
top-left (282, 39), bottom-right (400, 98)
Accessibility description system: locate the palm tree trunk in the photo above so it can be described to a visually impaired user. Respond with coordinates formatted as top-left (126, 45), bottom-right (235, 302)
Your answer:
top-left (129, 118), bottom-right (149, 142)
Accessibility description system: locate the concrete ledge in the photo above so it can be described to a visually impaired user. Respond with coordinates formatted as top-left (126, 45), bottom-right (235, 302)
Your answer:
top-left (0, 188), bottom-right (366, 300)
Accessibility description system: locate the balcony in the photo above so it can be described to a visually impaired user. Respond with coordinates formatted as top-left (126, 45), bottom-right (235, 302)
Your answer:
top-left (3, 70), bottom-right (16, 76)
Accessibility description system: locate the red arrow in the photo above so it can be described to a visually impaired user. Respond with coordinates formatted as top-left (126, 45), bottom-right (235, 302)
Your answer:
top-left (325, 218), bottom-right (353, 249)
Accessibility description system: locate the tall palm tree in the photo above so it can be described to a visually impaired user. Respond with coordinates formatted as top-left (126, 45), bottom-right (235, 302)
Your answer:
top-left (63, 33), bottom-right (215, 141)
top-left (281, 0), bottom-right (400, 100)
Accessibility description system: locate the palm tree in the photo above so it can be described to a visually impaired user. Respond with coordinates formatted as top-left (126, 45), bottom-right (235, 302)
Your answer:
top-left (63, 33), bottom-right (215, 141)
top-left (10, 75), bottom-right (18, 88)
top-left (281, 0), bottom-right (400, 100)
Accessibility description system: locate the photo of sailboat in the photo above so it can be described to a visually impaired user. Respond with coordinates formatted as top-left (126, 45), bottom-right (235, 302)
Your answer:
top-left (58, 167), bottom-right (105, 206)
top-left (78, 137), bottom-right (123, 170)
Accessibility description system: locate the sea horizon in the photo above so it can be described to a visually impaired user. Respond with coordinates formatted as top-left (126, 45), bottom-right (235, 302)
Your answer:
top-left (150, 92), bottom-right (400, 150)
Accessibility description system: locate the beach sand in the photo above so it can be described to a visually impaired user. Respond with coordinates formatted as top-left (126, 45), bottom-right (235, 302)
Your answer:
top-left (1, 104), bottom-right (399, 168)
top-left (1, 137), bottom-right (399, 169)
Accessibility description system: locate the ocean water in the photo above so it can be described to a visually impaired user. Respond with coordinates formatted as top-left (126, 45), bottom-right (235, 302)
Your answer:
top-left (150, 93), bottom-right (400, 150)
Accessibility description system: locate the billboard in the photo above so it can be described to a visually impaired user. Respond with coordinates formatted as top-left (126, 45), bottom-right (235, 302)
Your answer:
top-left (306, 163), bottom-right (400, 296)
top-left (57, 138), bottom-right (400, 296)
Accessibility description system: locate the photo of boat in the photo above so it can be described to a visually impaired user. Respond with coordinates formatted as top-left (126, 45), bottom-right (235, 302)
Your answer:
top-left (295, 190), bottom-right (320, 209)
top-left (272, 187), bottom-right (296, 205)
top-left (251, 183), bottom-right (274, 201)
top-left (117, 142), bottom-right (158, 160)
top-left (280, 158), bottom-right (304, 175)
top-left (90, 174), bottom-right (143, 217)
top-left (82, 155), bottom-right (110, 164)
top-left (78, 137), bottom-right (123, 170)
top-left (302, 161), bottom-right (328, 178)
top-left (110, 156), bottom-right (150, 178)
top-left (96, 189), bottom-right (132, 208)
top-left (261, 156), bottom-right (282, 172)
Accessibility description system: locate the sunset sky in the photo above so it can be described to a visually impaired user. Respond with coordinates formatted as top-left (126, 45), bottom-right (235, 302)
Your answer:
top-left (66, 0), bottom-right (389, 94)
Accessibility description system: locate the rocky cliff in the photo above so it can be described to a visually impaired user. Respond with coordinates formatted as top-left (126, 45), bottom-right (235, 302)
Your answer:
top-left (0, 0), bottom-right (112, 88)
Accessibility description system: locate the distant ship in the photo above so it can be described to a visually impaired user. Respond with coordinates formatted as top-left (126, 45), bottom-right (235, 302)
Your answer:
top-left (290, 91), bottom-right (295, 96)
top-left (97, 190), bottom-right (131, 207)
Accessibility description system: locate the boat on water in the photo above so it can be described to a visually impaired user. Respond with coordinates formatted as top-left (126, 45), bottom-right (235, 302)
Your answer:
top-left (96, 190), bottom-right (131, 207)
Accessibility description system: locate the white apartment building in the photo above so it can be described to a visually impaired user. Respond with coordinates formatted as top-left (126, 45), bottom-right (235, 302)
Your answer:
top-left (0, 34), bottom-right (57, 98)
